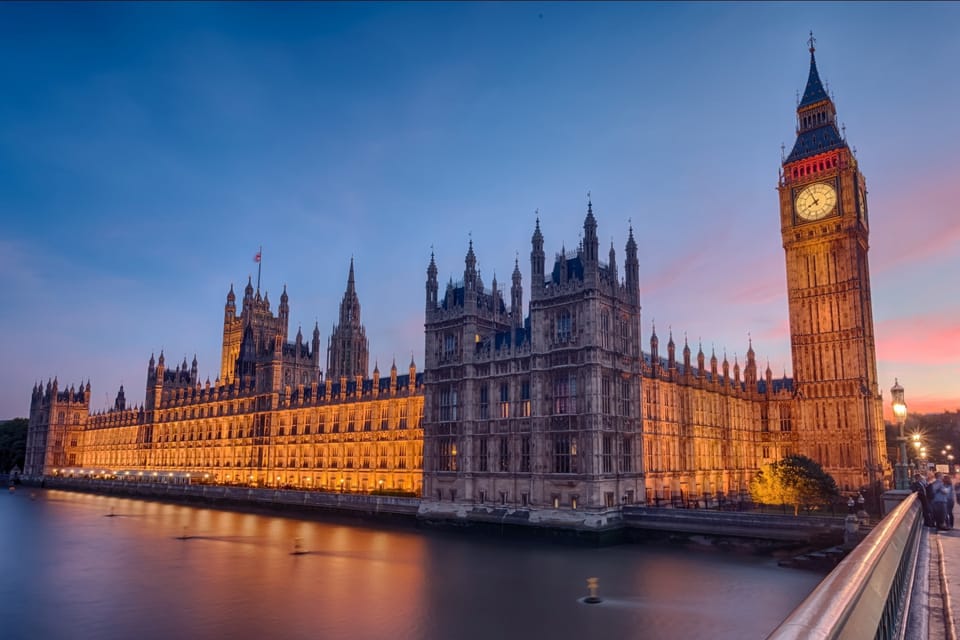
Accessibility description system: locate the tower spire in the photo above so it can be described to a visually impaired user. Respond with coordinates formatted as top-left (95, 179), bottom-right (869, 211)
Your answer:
top-left (799, 32), bottom-right (828, 108)
top-left (785, 35), bottom-right (846, 164)
top-left (255, 245), bottom-right (262, 293)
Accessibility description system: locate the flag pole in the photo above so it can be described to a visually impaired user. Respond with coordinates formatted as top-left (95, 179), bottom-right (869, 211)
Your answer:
top-left (257, 245), bottom-right (262, 293)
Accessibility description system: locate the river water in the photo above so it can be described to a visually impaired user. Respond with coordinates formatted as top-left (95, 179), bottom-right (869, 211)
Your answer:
top-left (0, 489), bottom-right (821, 640)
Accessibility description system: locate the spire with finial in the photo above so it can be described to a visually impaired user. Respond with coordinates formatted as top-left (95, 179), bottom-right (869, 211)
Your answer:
top-left (583, 191), bottom-right (598, 264)
top-left (786, 32), bottom-right (846, 164)
top-left (799, 31), bottom-right (828, 107)
top-left (347, 257), bottom-right (356, 295)
top-left (426, 249), bottom-right (439, 309)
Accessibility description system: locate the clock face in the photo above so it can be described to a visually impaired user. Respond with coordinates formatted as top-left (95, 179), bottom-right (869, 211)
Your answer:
top-left (795, 182), bottom-right (837, 221)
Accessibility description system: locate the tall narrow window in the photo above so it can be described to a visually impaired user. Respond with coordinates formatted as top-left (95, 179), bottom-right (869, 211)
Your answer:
top-left (620, 379), bottom-right (631, 416)
top-left (380, 405), bottom-right (389, 430)
top-left (437, 438), bottom-right (457, 472)
top-left (557, 311), bottom-right (572, 342)
top-left (554, 436), bottom-right (572, 473)
top-left (479, 385), bottom-right (489, 419)
top-left (520, 379), bottom-right (531, 417)
top-left (499, 383), bottom-right (510, 419)
top-left (602, 377), bottom-right (612, 414)
top-left (602, 435), bottom-right (613, 473)
top-left (553, 373), bottom-right (577, 415)
top-left (478, 438), bottom-right (489, 472)
top-left (499, 438), bottom-right (509, 472)
top-left (622, 437), bottom-right (633, 472)
top-left (521, 436), bottom-right (531, 472)
top-left (439, 387), bottom-right (458, 422)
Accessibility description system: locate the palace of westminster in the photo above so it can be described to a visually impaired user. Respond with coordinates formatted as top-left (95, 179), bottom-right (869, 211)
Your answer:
top-left (24, 44), bottom-right (889, 517)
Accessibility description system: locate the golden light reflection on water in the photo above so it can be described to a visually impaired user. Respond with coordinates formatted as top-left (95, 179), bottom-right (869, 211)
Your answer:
top-left (0, 490), bottom-right (822, 640)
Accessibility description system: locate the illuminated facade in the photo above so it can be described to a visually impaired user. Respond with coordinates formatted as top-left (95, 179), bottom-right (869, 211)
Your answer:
top-left (24, 44), bottom-right (888, 510)
top-left (26, 267), bottom-right (425, 495)
top-left (777, 39), bottom-right (888, 491)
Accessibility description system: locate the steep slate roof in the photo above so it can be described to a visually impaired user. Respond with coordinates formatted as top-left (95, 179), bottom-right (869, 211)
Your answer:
top-left (785, 48), bottom-right (847, 164)
top-left (799, 50), bottom-right (829, 107)
top-left (785, 124), bottom-right (846, 164)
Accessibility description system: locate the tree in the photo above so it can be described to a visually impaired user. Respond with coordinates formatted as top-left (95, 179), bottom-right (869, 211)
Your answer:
top-left (0, 418), bottom-right (28, 473)
top-left (750, 454), bottom-right (839, 516)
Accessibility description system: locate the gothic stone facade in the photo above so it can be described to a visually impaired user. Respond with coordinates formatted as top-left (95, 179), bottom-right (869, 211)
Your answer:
top-left (25, 45), bottom-right (888, 512)
top-left (26, 269), bottom-right (425, 495)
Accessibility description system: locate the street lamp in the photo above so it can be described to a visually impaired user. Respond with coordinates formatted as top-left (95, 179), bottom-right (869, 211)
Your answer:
top-left (891, 379), bottom-right (908, 489)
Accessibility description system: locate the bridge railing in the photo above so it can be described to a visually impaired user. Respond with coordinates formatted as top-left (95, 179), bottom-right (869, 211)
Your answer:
top-left (767, 492), bottom-right (922, 640)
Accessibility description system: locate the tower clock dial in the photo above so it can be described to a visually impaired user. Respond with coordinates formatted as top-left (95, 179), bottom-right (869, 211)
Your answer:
top-left (795, 182), bottom-right (837, 221)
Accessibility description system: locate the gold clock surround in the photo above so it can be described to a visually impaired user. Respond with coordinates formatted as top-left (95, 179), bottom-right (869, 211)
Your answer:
top-left (794, 181), bottom-right (837, 221)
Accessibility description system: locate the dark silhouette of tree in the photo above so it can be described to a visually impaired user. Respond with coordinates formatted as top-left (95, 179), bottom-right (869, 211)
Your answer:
top-left (0, 418), bottom-right (28, 473)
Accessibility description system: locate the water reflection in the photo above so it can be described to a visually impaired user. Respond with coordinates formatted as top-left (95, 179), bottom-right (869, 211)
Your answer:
top-left (0, 490), bottom-right (821, 640)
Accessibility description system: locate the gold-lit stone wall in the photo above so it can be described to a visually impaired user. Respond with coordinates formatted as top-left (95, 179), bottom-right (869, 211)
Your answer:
top-left (76, 379), bottom-right (425, 494)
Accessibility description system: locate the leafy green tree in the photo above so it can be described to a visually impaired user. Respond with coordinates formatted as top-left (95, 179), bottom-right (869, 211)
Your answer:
top-left (750, 454), bottom-right (839, 515)
top-left (0, 418), bottom-right (28, 473)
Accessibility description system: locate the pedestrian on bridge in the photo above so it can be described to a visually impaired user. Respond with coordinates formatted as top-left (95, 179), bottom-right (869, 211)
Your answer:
top-left (931, 472), bottom-right (953, 531)
top-left (911, 473), bottom-right (934, 527)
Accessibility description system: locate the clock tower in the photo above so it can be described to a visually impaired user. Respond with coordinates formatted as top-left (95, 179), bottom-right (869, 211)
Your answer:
top-left (778, 36), bottom-right (888, 492)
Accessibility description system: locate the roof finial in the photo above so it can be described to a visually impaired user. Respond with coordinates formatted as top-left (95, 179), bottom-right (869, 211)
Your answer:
top-left (808, 30), bottom-right (816, 54)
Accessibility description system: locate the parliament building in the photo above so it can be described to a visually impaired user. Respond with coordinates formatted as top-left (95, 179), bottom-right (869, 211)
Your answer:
top-left (24, 43), bottom-right (889, 519)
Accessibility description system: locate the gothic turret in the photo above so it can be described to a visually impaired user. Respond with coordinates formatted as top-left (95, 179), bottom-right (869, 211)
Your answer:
top-left (226, 284), bottom-right (236, 320)
top-left (624, 225), bottom-right (639, 302)
top-left (426, 251), bottom-right (438, 310)
top-left (510, 257), bottom-right (523, 328)
top-left (583, 198), bottom-right (599, 266)
top-left (279, 285), bottom-right (289, 337)
top-left (745, 337), bottom-right (758, 389)
top-left (531, 217), bottom-right (545, 297)
top-left (667, 330), bottom-right (676, 370)
top-left (244, 276), bottom-right (254, 306)
top-left (650, 324), bottom-right (659, 364)
top-left (608, 242), bottom-right (618, 284)
top-left (327, 258), bottom-right (369, 380)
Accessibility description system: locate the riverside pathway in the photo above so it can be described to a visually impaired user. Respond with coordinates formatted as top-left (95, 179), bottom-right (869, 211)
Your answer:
top-left (924, 527), bottom-right (960, 640)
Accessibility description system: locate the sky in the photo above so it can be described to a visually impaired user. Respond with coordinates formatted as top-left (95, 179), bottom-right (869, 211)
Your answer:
top-left (1, 2), bottom-right (958, 421)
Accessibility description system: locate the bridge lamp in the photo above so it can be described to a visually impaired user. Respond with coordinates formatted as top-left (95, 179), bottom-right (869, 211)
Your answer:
top-left (891, 379), bottom-right (908, 489)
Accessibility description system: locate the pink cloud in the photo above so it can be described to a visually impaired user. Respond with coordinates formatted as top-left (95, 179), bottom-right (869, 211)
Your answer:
top-left (876, 315), bottom-right (960, 365)
top-left (872, 169), bottom-right (960, 273)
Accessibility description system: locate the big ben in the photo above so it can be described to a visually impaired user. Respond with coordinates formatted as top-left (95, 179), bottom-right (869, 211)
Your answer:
top-left (779, 36), bottom-right (888, 492)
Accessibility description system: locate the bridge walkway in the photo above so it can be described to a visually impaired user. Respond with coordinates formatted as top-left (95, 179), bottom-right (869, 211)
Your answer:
top-left (931, 527), bottom-right (960, 640)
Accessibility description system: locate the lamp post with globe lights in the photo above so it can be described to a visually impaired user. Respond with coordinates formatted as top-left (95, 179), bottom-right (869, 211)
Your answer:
top-left (891, 379), bottom-right (908, 490)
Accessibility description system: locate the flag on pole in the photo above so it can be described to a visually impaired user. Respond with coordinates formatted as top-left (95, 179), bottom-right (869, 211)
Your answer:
top-left (254, 251), bottom-right (261, 263)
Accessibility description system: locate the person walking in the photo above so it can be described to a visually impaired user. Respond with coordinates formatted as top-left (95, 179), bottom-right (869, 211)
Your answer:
top-left (947, 474), bottom-right (956, 530)
top-left (912, 473), bottom-right (934, 527)
top-left (931, 472), bottom-right (952, 531)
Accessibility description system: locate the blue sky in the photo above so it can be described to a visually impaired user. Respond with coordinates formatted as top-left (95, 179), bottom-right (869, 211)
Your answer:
top-left (2, 2), bottom-right (959, 419)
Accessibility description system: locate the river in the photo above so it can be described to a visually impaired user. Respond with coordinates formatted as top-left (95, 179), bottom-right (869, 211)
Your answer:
top-left (0, 489), bottom-right (821, 640)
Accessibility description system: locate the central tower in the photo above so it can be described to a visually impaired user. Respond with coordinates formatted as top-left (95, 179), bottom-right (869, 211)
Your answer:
top-left (778, 37), bottom-right (887, 491)
top-left (327, 258), bottom-right (370, 381)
